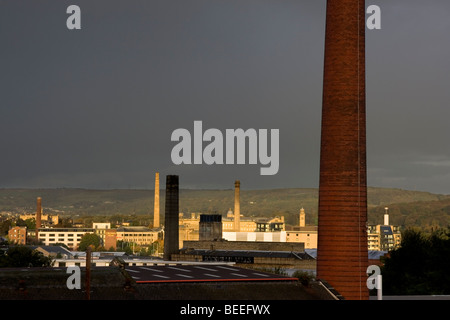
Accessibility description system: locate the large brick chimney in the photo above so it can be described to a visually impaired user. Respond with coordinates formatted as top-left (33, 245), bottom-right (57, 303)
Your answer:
top-left (36, 197), bottom-right (42, 230)
top-left (316, 0), bottom-right (369, 300)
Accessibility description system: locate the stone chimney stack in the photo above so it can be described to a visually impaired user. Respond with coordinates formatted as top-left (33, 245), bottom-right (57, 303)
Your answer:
top-left (153, 172), bottom-right (160, 228)
top-left (299, 208), bottom-right (306, 227)
top-left (163, 175), bottom-right (179, 261)
top-left (384, 207), bottom-right (389, 226)
top-left (234, 180), bottom-right (240, 232)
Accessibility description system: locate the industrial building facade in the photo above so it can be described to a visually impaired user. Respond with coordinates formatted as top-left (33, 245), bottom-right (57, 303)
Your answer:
top-left (174, 240), bottom-right (315, 271)
top-left (38, 228), bottom-right (95, 249)
top-left (116, 226), bottom-right (162, 246)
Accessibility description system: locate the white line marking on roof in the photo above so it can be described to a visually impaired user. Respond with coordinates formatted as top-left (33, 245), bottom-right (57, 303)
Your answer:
top-left (204, 273), bottom-right (221, 278)
top-left (252, 273), bottom-right (270, 277)
top-left (176, 273), bottom-right (193, 278)
top-left (140, 267), bottom-right (163, 272)
top-left (153, 274), bottom-right (170, 279)
top-left (231, 273), bottom-right (248, 277)
top-left (126, 269), bottom-right (141, 273)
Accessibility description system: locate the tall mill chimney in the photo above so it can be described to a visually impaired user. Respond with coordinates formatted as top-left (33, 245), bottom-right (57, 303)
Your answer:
top-left (36, 197), bottom-right (42, 230)
top-left (234, 180), bottom-right (240, 232)
top-left (316, 0), bottom-right (369, 300)
top-left (163, 175), bottom-right (179, 261)
top-left (153, 172), bottom-right (160, 228)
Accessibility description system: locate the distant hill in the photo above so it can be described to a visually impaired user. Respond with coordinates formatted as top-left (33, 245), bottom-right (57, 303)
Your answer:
top-left (0, 187), bottom-right (449, 229)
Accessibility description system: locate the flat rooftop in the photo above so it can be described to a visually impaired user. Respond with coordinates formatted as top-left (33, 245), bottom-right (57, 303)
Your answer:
top-left (0, 263), bottom-right (337, 300)
top-left (125, 264), bottom-right (298, 283)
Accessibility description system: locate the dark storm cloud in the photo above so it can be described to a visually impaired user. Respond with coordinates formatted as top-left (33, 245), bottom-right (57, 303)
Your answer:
top-left (1, 1), bottom-right (449, 194)
top-left (366, 0), bottom-right (450, 194)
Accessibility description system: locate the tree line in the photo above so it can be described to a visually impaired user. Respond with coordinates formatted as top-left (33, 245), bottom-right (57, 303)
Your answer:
top-left (380, 227), bottom-right (450, 295)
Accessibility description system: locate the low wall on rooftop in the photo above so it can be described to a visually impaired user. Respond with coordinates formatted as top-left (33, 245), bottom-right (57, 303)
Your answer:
top-left (182, 240), bottom-right (304, 252)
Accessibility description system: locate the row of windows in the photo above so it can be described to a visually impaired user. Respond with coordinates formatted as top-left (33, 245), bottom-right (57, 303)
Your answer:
top-left (121, 239), bottom-right (154, 243)
top-left (46, 238), bottom-right (78, 243)
top-left (39, 234), bottom-right (83, 239)
top-left (122, 235), bottom-right (157, 239)
top-left (38, 228), bottom-right (94, 232)
top-left (41, 233), bottom-right (84, 237)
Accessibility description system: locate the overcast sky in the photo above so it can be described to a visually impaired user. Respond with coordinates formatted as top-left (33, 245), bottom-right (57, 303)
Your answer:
top-left (1, 0), bottom-right (450, 194)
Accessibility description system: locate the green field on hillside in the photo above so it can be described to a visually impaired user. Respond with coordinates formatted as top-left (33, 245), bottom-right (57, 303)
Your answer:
top-left (0, 187), bottom-right (449, 229)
